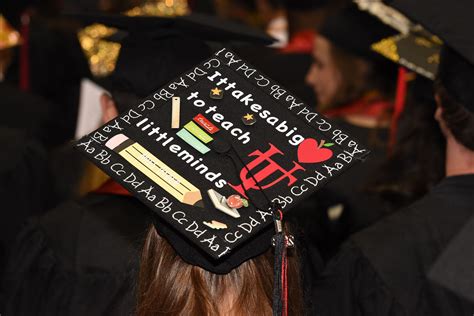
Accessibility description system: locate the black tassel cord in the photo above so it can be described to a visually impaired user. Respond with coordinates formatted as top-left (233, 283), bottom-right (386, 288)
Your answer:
top-left (216, 141), bottom-right (290, 316)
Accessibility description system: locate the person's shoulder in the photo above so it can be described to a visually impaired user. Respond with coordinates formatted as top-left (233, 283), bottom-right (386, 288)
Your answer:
top-left (36, 193), bottom-right (152, 271)
top-left (38, 194), bottom-right (135, 233)
top-left (353, 175), bottom-right (474, 250)
top-left (352, 186), bottom-right (445, 240)
top-left (3, 193), bottom-right (146, 315)
top-left (347, 180), bottom-right (474, 313)
top-left (40, 193), bottom-right (148, 229)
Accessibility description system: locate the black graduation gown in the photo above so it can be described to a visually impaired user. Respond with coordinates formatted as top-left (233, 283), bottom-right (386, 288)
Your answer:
top-left (309, 174), bottom-right (474, 316)
top-left (0, 128), bottom-right (53, 299)
top-left (5, 17), bottom-right (91, 147)
top-left (0, 83), bottom-right (54, 147)
top-left (1, 193), bottom-right (322, 316)
top-left (1, 193), bottom-right (152, 316)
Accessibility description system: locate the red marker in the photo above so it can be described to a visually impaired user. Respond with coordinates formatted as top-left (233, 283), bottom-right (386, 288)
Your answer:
top-left (193, 114), bottom-right (219, 134)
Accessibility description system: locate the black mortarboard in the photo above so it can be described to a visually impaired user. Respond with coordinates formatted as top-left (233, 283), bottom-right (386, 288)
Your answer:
top-left (319, 4), bottom-right (397, 60)
top-left (384, 0), bottom-right (474, 112)
top-left (108, 34), bottom-right (211, 98)
top-left (354, 0), bottom-right (440, 80)
top-left (69, 13), bottom-right (275, 98)
top-left (437, 46), bottom-right (474, 112)
top-left (371, 31), bottom-right (441, 80)
top-left (71, 12), bottom-right (275, 45)
top-left (75, 44), bottom-right (369, 274)
top-left (355, 0), bottom-right (440, 80)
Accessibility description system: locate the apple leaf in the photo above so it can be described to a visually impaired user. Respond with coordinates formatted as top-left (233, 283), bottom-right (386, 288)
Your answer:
top-left (323, 143), bottom-right (334, 147)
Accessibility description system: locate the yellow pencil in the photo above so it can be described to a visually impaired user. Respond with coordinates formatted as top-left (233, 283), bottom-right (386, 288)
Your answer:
top-left (106, 134), bottom-right (203, 207)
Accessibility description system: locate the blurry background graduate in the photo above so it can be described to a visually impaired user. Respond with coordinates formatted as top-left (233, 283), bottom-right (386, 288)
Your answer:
top-left (0, 3), bottom-right (162, 306)
top-left (0, 14), bottom-right (56, 306)
top-left (236, 0), bottom-right (350, 109)
top-left (289, 3), bottom-right (399, 261)
top-left (0, 0), bottom-right (91, 148)
top-left (363, 0), bottom-right (445, 211)
top-left (308, 0), bottom-right (474, 315)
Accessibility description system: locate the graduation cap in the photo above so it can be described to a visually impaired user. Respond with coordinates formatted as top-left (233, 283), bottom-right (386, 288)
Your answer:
top-left (75, 45), bottom-right (369, 271)
top-left (354, 0), bottom-right (440, 80)
top-left (71, 12), bottom-right (275, 46)
top-left (371, 30), bottom-right (441, 80)
top-left (383, 0), bottom-right (474, 112)
top-left (70, 12), bottom-right (275, 98)
top-left (356, 0), bottom-right (440, 80)
top-left (0, 14), bottom-right (21, 50)
top-left (319, 4), bottom-right (398, 60)
top-left (74, 13), bottom-right (369, 313)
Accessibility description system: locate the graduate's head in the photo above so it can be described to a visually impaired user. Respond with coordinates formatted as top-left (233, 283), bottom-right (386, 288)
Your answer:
top-left (382, 0), bottom-right (474, 152)
top-left (98, 35), bottom-right (210, 124)
top-left (305, 5), bottom-right (397, 109)
top-left (98, 34), bottom-right (211, 123)
top-left (306, 34), bottom-right (370, 109)
top-left (75, 12), bottom-right (273, 122)
top-left (283, 0), bottom-right (347, 35)
top-left (434, 47), bottom-right (474, 150)
top-left (136, 225), bottom-right (302, 316)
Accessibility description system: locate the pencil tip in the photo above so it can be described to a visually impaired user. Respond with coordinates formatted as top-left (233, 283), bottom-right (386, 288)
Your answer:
top-left (194, 200), bottom-right (205, 208)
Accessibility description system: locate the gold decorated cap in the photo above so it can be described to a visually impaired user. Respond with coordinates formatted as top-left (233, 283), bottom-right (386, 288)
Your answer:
top-left (76, 2), bottom-right (275, 78)
top-left (71, 11), bottom-right (275, 97)
top-left (384, 0), bottom-right (474, 113)
top-left (371, 29), bottom-right (441, 80)
top-left (0, 14), bottom-right (21, 50)
top-left (355, 0), bottom-right (441, 80)
top-left (78, 0), bottom-right (190, 77)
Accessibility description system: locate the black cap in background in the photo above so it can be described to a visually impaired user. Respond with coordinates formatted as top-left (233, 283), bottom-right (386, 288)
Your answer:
top-left (384, 0), bottom-right (474, 112)
top-left (68, 12), bottom-right (275, 98)
top-left (70, 12), bottom-right (275, 45)
top-left (319, 4), bottom-right (398, 60)
top-left (371, 31), bottom-right (441, 80)
top-left (109, 32), bottom-right (210, 98)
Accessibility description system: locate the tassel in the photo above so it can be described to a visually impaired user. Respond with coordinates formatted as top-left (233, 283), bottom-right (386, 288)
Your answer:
top-left (272, 205), bottom-right (292, 316)
top-left (273, 232), bottom-right (285, 316)
top-left (389, 66), bottom-right (408, 153)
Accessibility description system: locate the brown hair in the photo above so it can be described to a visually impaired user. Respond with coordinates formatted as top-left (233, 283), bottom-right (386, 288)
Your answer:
top-left (136, 225), bottom-right (303, 316)
top-left (435, 81), bottom-right (474, 150)
top-left (329, 44), bottom-right (396, 108)
top-left (365, 77), bottom-right (445, 209)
